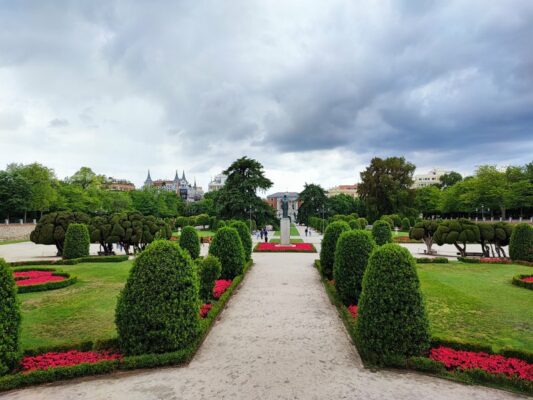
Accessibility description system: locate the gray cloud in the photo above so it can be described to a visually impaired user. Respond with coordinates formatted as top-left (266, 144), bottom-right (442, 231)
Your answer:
top-left (49, 118), bottom-right (69, 128)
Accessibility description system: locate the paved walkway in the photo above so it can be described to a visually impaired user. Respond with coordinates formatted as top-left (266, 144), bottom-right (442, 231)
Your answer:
top-left (1, 252), bottom-right (524, 400)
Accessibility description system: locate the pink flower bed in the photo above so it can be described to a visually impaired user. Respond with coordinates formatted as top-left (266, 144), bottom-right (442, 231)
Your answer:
top-left (20, 350), bottom-right (122, 372)
top-left (347, 305), bottom-right (358, 318)
top-left (430, 346), bottom-right (533, 381)
top-left (213, 279), bottom-right (232, 299)
top-left (479, 257), bottom-right (511, 264)
top-left (200, 303), bottom-right (213, 318)
top-left (255, 243), bottom-right (315, 252)
top-left (522, 276), bottom-right (533, 283)
top-left (13, 270), bottom-right (66, 286)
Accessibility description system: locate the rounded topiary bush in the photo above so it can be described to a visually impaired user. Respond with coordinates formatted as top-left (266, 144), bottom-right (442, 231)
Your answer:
top-left (358, 217), bottom-right (368, 229)
top-left (198, 255), bottom-right (222, 302)
top-left (349, 220), bottom-right (361, 230)
top-left (209, 227), bottom-right (245, 279)
top-left (180, 226), bottom-right (200, 259)
top-left (320, 221), bottom-right (350, 280)
top-left (401, 217), bottom-right (410, 231)
top-left (0, 258), bottom-right (21, 376)
top-left (62, 223), bottom-right (90, 260)
top-left (358, 244), bottom-right (430, 363)
top-left (230, 220), bottom-right (252, 261)
top-left (380, 215), bottom-right (394, 229)
top-left (510, 223), bottom-right (533, 262)
top-left (333, 230), bottom-right (376, 306)
top-left (215, 220), bottom-right (227, 231)
top-left (372, 220), bottom-right (392, 246)
top-left (115, 240), bottom-right (200, 355)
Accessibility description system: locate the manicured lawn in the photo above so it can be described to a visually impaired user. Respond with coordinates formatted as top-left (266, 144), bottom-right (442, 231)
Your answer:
top-left (0, 239), bottom-right (29, 245)
top-left (274, 224), bottom-right (300, 237)
top-left (392, 231), bottom-right (409, 236)
top-left (18, 260), bottom-right (133, 350)
top-left (269, 238), bottom-right (304, 243)
top-left (172, 230), bottom-right (215, 238)
top-left (418, 262), bottom-right (533, 352)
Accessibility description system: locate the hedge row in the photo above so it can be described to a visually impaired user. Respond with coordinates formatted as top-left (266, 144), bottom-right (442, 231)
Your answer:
top-left (512, 275), bottom-right (533, 290)
top-left (14, 269), bottom-right (77, 294)
top-left (8, 255), bottom-right (129, 267)
top-left (415, 257), bottom-right (449, 264)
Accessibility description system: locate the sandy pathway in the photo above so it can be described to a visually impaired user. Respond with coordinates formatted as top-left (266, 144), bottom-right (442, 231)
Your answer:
top-left (1, 252), bottom-right (525, 400)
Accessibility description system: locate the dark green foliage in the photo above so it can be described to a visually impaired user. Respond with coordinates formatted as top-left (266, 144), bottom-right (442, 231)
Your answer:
top-left (197, 255), bottom-right (222, 302)
top-left (179, 226), bottom-right (200, 259)
top-left (0, 258), bottom-right (20, 375)
top-left (208, 227), bottom-right (245, 279)
top-left (401, 217), bottom-right (410, 231)
top-left (230, 220), bottom-right (252, 261)
top-left (415, 257), bottom-right (449, 264)
top-left (62, 223), bottom-right (90, 260)
top-left (333, 230), bottom-right (376, 305)
top-left (348, 219), bottom-right (361, 230)
top-left (380, 215), bottom-right (394, 229)
top-left (215, 220), bottom-right (226, 230)
top-left (31, 211), bottom-right (90, 255)
top-left (358, 244), bottom-right (430, 363)
top-left (409, 216), bottom-right (416, 227)
top-left (409, 220), bottom-right (440, 254)
top-left (358, 217), bottom-right (368, 228)
top-left (320, 221), bottom-right (350, 279)
top-left (509, 223), bottom-right (533, 262)
top-left (372, 220), bottom-right (392, 245)
top-left (433, 219), bottom-right (480, 257)
top-left (115, 241), bottom-right (200, 355)
top-left (512, 274), bottom-right (533, 290)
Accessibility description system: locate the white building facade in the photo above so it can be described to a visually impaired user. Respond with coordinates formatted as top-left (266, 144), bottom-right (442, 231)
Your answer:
top-left (412, 168), bottom-right (450, 189)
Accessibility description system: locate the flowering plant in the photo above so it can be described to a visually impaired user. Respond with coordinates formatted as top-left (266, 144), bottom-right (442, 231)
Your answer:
top-left (429, 346), bottom-right (533, 381)
top-left (347, 305), bottom-right (358, 319)
top-left (20, 350), bottom-right (122, 372)
top-left (479, 257), bottom-right (511, 264)
top-left (13, 270), bottom-right (66, 286)
top-left (200, 303), bottom-right (213, 318)
top-left (522, 276), bottom-right (533, 283)
top-left (213, 279), bottom-right (232, 299)
top-left (255, 243), bottom-right (316, 252)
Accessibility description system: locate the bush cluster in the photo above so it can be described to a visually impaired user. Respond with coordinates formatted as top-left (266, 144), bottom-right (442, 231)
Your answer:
top-left (348, 220), bottom-right (361, 230)
top-left (358, 244), bottom-right (430, 363)
top-left (509, 223), bottom-right (533, 262)
top-left (333, 230), bottom-right (375, 305)
top-left (357, 217), bottom-right (368, 229)
top-left (0, 258), bottom-right (21, 376)
top-left (372, 220), bottom-right (392, 245)
top-left (179, 226), bottom-right (200, 259)
top-left (433, 219), bottom-right (480, 257)
top-left (401, 217), bottom-right (410, 231)
top-left (197, 255), bottom-right (222, 302)
top-left (320, 221), bottom-right (350, 279)
top-left (209, 227), bottom-right (245, 279)
top-left (115, 240), bottom-right (200, 355)
top-left (62, 224), bottom-right (90, 260)
top-left (230, 221), bottom-right (252, 261)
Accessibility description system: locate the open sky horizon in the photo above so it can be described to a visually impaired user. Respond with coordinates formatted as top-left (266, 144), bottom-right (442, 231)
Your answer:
top-left (1, 1), bottom-right (532, 194)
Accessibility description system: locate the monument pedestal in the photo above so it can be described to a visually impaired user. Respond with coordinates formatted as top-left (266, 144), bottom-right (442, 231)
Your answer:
top-left (280, 218), bottom-right (291, 245)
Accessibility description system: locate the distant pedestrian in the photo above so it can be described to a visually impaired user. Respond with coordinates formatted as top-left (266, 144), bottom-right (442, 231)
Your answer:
top-left (305, 227), bottom-right (308, 236)
top-left (264, 229), bottom-right (268, 243)
top-left (260, 229), bottom-right (264, 240)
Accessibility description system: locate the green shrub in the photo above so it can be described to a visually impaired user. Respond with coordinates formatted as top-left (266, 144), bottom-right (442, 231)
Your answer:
top-left (509, 223), bottom-right (533, 262)
top-left (401, 217), bottom-right (410, 231)
top-left (320, 221), bottom-right (350, 279)
top-left (348, 220), bottom-right (361, 230)
top-left (358, 217), bottom-right (368, 229)
top-left (372, 220), bottom-right (392, 245)
top-left (208, 227), bottom-right (245, 279)
top-left (230, 220), bottom-right (252, 261)
top-left (358, 244), bottom-right (430, 363)
top-left (390, 214), bottom-right (402, 228)
top-left (0, 258), bottom-right (21, 375)
top-left (115, 240), bottom-right (200, 355)
top-left (179, 226), bottom-right (200, 259)
top-left (409, 217), bottom-right (416, 227)
top-left (62, 223), bottom-right (90, 260)
top-left (333, 230), bottom-right (376, 305)
top-left (415, 257), bottom-right (449, 264)
top-left (380, 215), bottom-right (394, 229)
top-left (215, 220), bottom-right (226, 230)
top-left (198, 255), bottom-right (222, 302)
top-left (433, 219), bottom-right (480, 257)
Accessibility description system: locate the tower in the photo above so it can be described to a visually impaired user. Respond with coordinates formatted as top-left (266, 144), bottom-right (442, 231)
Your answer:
top-left (144, 170), bottom-right (153, 187)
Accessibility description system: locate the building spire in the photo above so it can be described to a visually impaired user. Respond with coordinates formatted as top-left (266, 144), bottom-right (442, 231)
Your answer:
top-left (182, 170), bottom-right (186, 182)
top-left (144, 169), bottom-right (153, 186)
top-left (174, 170), bottom-right (179, 182)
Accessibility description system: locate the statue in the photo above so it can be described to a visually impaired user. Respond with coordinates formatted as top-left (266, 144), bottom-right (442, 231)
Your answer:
top-left (281, 194), bottom-right (289, 219)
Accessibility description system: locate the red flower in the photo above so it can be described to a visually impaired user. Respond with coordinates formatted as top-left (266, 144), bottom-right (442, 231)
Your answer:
top-left (213, 279), bottom-right (232, 299)
top-left (20, 350), bottom-right (122, 372)
top-left (429, 346), bottom-right (533, 381)
top-left (200, 303), bottom-right (212, 318)
top-left (479, 258), bottom-right (510, 264)
top-left (347, 305), bottom-right (358, 318)
top-left (13, 270), bottom-right (66, 286)
top-left (522, 276), bottom-right (533, 283)
top-left (256, 243), bottom-right (315, 252)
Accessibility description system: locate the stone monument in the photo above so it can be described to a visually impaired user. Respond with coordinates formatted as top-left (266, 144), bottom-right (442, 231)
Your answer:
top-left (280, 194), bottom-right (291, 245)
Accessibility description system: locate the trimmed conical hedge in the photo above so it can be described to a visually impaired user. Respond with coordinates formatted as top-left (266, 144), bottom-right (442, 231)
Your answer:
top-left (371, 220), bottom-right (392, 245)
top-left (358, 244), bottom-right (430, 363)
top-left (230, 220), bottom-right (252, 261)
top-left (510, 223), bottom-right (533, 262)
top-left (320, 221), bottom-right (350, 279)
top-left (115, 240), bottom-right (200, 355)
top-left (62, 223), bottom-right (90, 260)
top-left (180, 226), bottom-right (200, 259)
top-left (209, 227), bottom-right (245, 279)
top-left (0, 258), bottom-right (21, 376)
top-left (198, 255), bottom-right (222, 302)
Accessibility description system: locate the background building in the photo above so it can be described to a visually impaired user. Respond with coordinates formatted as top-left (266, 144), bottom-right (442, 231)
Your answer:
top-left (144, 170), bottom-right (204, 202)
top-left (208, 173), bottom-right (227, 191)
top-left (266, 192), bottom-right (300, 221)
top-left (327, 184), bottom-right (358, 198)
top-left (412, 168), bottom-right (449, 189)
top-left (102, 178), bottom-right (135, 191)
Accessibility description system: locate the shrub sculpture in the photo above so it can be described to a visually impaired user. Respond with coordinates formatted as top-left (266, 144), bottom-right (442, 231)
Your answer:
top-left (320, 221), bottom-right (350, 280)
top-left (0, 258), bottom-right (21, 376)
top-left (358, 244), bottom-right (430, 363)
top-left (358, 217), bottom-right (368, 229)
top-left (492, 222), bottom-right (513, 258)
top-left (180, 226), bottom-right (200, 259)
top-left (401, 217), bottom-right (410, 231)
top-left (372, 220), bottom-right (392, 245)
top-left (198, 255), bottom-right (222, 302)
top-left (215, 220), bottom-right (227, 230)
top-left (31, 211), bottom-right (90, 256)
top-left (434, 219), bottom-right (480, 257)
top-left (209, 227), bottom-right (245, 279)
top-left (333, 230), bottom-right (376, 306)
top-left (349, 220), bottom-right (361, 230)
top-left (510, 223), bottom-right (533, 262)
top-left (380, 215), bottom-right (394, 229)
top-left (409, 220), bottom-right (439, 254)
top-left (62, 223), bottom-right (90, 260)
top-left (478, 223), bottom-right (495, 257)
top-left (230, 221), bottom-right (252, 261)
top-left (115, 240), bottom-right (200, 355)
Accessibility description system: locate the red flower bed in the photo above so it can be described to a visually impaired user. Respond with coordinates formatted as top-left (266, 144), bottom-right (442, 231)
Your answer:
top-left (200, 303), bottom-right (213, 318)
top-left (20, 350), bottom-right (122, 372)
top-left (429, 346), bottom-right (533, 381)
top-left (522, 276), bottom-right (533, 283)
top-left (479, 257), bottom-right (511, 264)
top-left (347, 304), bottom-right (358, 318)
top-left (213, 279), bottom-right (232, 299)
top-left (255, 243), bottom-right (315, 252)
top-left (13, 270), bottom-right (66, 286)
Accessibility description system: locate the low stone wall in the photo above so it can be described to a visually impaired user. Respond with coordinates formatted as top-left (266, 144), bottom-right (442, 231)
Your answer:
top-left (0, 224), bottom-right (36, 241)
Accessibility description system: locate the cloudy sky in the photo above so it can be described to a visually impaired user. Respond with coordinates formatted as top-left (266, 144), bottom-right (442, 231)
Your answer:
top-left (1, 0), bottom-right (532, 194)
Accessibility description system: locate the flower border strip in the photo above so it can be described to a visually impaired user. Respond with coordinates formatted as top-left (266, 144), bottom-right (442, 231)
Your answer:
top-left (512, 274), bottom-right (533, 290)
top-left (0, 259), bottom-right (253, 393)
top-left (253, 243), bottom-right (317, 253)
top-left (11, 267), bottom-right (77, 294)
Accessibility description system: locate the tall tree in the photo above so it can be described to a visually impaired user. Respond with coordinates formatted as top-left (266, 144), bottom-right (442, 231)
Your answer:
top-left (414, 185), bottom-right (441, 217)
top-left (68, 167), bottom-right (104, 189)
top-left (297, 183), bottom-right (328, 225)
top-left (327, 193), bottom-right (358, 216)
top-left (0, 171), bottom-right (31, 220)
top-left (439, 171), bottom-right (462, 188)
top-left (358, 157), bottom-right (415, 220)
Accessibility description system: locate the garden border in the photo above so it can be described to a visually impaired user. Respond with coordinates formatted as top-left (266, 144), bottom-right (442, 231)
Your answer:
top-left (8, 255), bottom-right (129, 267)
top-left (511, 274), bottom-right (533, 290)
top-left (253, 243), bottom-right (317, 253)
top-left (12, 267), bottom-right (77, 294)
top-left (0, 259), bottom-right (254, 393)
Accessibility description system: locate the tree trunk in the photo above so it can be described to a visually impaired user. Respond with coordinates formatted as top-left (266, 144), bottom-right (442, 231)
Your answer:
top-left (424, 237), bottom-right (433, 254)
top-left (501, 206), bottom-right (506, 220)
top-left (454, 242), bottom-right (466, 257)
top-left (24, 210), bottom-right (27, 223)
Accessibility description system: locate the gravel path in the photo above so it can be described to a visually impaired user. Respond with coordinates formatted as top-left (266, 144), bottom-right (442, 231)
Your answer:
top-left (1, 252), bottom-right (525, 400)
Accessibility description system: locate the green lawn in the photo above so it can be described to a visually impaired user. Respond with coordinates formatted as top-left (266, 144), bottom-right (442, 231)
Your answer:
top-left (0, 239), bottom-right (29, 245)
top-left (19, 260), bottom-right (133, 350)
top-left (418, 262), bottom-right (533, 352)
top-left (274, 224), bottom-right (300, 237)
top-left (172, 230), bottom-right (215, 238)
top-left (269, 238), bottom-right (304, 243)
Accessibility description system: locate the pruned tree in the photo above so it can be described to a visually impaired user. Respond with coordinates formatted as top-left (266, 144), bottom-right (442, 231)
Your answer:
top-left (433, 219), bottom-right (480, 257)
top-left (409, 220), bottom-right (440, 255)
